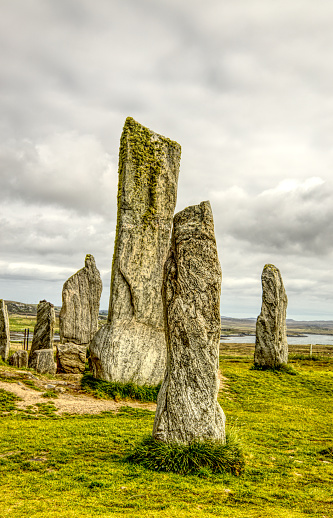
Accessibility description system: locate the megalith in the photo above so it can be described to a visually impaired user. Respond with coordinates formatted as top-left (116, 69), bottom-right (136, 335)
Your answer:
top-left (153, 201), bottom-right (226, 444)
top-left (0, 299), bottom-right (10, 361)
top-left (28, 300), bottom-right (56, 371)
top-left (57, 254), bottom-right (102, 373)
top-left (254, 264), bottom-right (288, 368)
top-left (29, 349), bottom-right (56, 375)
top-left (59, 254), bottom-right (102, 346)
top-left (90, 117), bottom-right (181, 385)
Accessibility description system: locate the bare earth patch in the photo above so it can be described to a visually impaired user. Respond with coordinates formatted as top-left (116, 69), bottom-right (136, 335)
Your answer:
top-left (0, 367), bottom-right (156, 415)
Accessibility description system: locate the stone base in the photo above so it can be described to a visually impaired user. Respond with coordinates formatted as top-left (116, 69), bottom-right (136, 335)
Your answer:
top-left (29, 349), bottom-right (56, 375)
top-left (9, 350), bottom-right (29, 369)
top-left (89, 322), bottom-right (166, 385)
top-left (56, 343), bottom-right (86, 374)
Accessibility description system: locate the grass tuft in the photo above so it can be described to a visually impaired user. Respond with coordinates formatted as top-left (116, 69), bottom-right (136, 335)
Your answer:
top-left (251, 363), bottom-right (297, 375)
top-left (126, 430), bottom-right (245, 476)
top-left (81, 373), bottom-right (161, 402)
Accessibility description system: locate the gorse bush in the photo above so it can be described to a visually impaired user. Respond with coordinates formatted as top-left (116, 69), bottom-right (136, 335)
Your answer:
top-left (81, 373), bottom-right (161, 402)
top-left (126, 431), bottom-right (245, 476)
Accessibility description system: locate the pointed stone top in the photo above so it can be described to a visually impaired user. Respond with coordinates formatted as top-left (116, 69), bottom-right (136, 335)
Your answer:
top-left (85, 254), bottom-right (96, 268)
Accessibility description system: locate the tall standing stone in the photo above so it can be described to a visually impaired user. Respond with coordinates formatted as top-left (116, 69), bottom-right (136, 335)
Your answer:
top-left (59, 254), bottom-right (102, 346)
top-left (90, 117), bottom-right (181, 385)
top-left (0, 299), bottom-right (10, 361)
top-left (153, 201), bottom-right (226, 444)
top-left (28, 300), bottom-right (56, 369)
top-left (254, 264), bottom-right (288, 368)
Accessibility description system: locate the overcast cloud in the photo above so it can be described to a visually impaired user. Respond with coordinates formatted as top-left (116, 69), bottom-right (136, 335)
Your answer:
top-left (1, 0), bottom-right (332, 319)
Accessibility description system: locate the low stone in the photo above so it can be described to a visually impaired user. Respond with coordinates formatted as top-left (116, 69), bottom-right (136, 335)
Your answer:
top-left (9, 350), bottom-right (28, 369)
top-left (254, 264), bottom-right (288, 368)
top-left (153, 201), bottom-right (226, 445)
top-left (29, 300), bottom-right (55, 368)
top-left (29, 349), bottom-right (56, 375)
top-left (56, 343), bottom-right (86, 374)
top-left (0, 299), bottom-right (10, 361)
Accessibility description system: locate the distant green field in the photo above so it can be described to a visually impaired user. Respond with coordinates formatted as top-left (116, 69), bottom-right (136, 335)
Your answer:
top-left (8, 315), bottom-right (59, 337)
top-left (0, 357), bottom-right (332, 517)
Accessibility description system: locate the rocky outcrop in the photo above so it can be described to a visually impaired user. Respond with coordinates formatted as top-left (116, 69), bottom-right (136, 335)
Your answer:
top-left (254, 264), bottom-right (288, 368)
top-left (0, 299), bottom-right (10, 361)
top-left (59, 254), bottom-right (102, 346)
top-left (29, 349), bottom-right (56, 375)
top-left (9, 350), bottom-right (29, 369)
top-left (153, 201), bottom-right (226, 444)
top-left (56, 343), bottom-right (86, 374)
top-left (28, 300), bottom-right (55, 370)
top-left (90, 117), bottom-right (181, 385)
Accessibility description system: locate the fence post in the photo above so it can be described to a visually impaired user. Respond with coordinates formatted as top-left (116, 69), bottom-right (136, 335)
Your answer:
top-left (23, 329), bottom-right (27, 350)
top-left (27, 329), bottom-right (30, 351)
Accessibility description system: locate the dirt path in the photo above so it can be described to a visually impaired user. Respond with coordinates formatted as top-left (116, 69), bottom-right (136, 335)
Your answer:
top-left (0, 367), bottom-right (156, 415)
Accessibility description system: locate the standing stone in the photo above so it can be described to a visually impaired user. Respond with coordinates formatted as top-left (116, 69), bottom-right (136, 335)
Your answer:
top-left (9, 350), bottom-right (29, 369)
top-left (59, 254), bottom-right (103, 346)
top-left (90, 117), bottom-right (181, 385)
top-left (254, 264), bottom-right (288, 368)
top-left (153, 201), bottom-right (226, 444)
top-left (0, 299), bottom-right (10, 361)
top-left (28, 300), bottom-right (55, 369)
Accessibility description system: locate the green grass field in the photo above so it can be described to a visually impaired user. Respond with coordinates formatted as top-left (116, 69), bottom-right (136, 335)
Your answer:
top-left (0, 356), bottom-right (332, 517)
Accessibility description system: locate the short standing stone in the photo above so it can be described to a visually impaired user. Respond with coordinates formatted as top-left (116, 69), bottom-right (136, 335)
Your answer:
top-left (56, 343), bottom-right (86, 374)
top-left (59, 254), bottom-right (102, 346)
top-left (153, 201), bottom-right (226, 444)
top-left (28, 300), bottom-right (55, 369)
top-left (0, 299), bottom-right (10, 361)
top-left (90, 117), bottom-right (181, 385)
top-left (9, 350), bottom-right (28, 369)
top-left (29, 349), bottom-right (56, 375)
top-left (254, 264), bottom-right (288, 368)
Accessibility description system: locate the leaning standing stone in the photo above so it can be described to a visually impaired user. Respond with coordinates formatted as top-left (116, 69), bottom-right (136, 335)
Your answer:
top-left (153, 201), bottom-right (226, 444)
top-left (254, 264), bottom-right (288, 368)
top-left (28, 300), bottom-right (55, 369)
top-left (90, 117), bottom-right (181, 385)
top-left (0, 299), bottom-right (10, 361)
top-left (59, 254), bottom-right (102, 346)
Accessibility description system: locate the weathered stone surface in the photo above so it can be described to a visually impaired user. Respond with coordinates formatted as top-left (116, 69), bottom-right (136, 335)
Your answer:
top-left (29, 349), bottom-right (56, 375)
top-left (90, 117), bottom-right (181, 385)
top-left (59, 254), bottom-right (102, 346)
top-left (28, 300), bottom-right (55, 367)
top-left (0, 299), bottom-right (10, 361)
top-left (153, 201), bottom-right (226, 445)
top-left (9, 350), bottom-right (28, 369)
top-left (254, 264), bottom-right (288, 368)
top-left (56, 343), bottom-right (86, 374)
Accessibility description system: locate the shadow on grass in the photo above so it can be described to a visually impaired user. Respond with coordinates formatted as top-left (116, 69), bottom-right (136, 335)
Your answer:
top-left (126, 431), bottom-right (245, 476)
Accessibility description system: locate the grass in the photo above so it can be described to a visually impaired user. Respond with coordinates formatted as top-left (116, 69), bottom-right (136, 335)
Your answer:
top-left (81, 372), bottom-right (161, 402)
top-left (0, 357), bottom-right (332, 517)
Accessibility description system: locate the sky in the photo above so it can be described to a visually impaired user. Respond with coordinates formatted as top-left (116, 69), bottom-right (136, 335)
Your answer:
top-left (1, 0), bottom-right (333, 320)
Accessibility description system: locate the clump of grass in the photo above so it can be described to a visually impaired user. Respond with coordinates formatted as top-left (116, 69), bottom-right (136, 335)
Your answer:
top-left (251, 363), bottom-right (297, 375)
top-left (319, 446), bottom-right (333, 459)
top-left (126, 431), bottom-right (245, 476)
top-left (41, 390), bottom-right (58, 399)
top-left (81, 373), bottom-right (161, 402)
top-left (289, 354), bottom-right (331, 362)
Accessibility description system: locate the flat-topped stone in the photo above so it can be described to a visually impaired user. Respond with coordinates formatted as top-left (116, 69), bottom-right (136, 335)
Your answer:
top-left (56, 343), bottom-right (86, 374)
top-left (29, 349), bottom-right (56, 375)
top-left (90, 117), bottom-right (181, 385)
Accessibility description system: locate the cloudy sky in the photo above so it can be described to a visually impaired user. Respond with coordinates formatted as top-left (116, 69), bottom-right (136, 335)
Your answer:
top-left (1, 0), bottom-right (332, 320)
